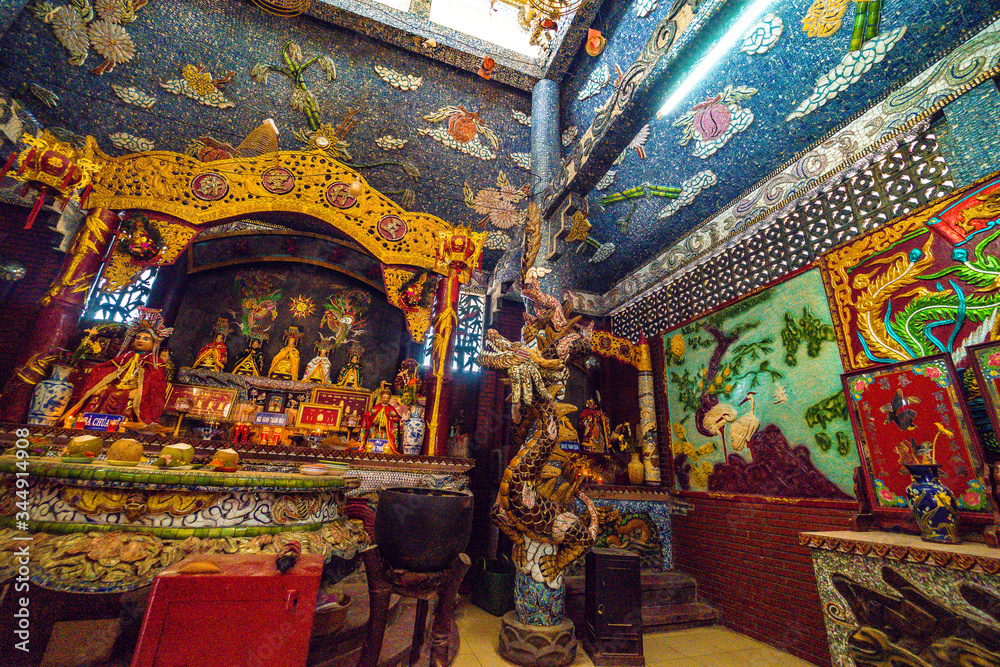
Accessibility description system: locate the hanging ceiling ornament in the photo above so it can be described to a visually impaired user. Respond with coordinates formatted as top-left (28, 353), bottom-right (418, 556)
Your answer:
top-left (0, 131), bottom-right (100, 229)
top-left (249, 0), bottom-right (310, 18)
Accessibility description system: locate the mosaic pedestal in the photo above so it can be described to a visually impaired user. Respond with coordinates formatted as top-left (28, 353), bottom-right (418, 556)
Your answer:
top-left (801, 530), bottom-right (1000, 667)
top-left (0, 457), bottom-right (369, 593)
top-left (498, 611), bottom-right (577, 667)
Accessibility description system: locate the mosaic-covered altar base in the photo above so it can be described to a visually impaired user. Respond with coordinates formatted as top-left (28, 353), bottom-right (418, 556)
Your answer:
top-left (802, 531), bottom-right (1000, 667)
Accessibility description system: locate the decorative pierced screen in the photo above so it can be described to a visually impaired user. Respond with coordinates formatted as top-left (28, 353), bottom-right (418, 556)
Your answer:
top-left (613, 129), bottom-right (954, 342)
top-left (85, 268), bottom-right (157, 323)
top-left (422, 292), bottom-right (486, 373)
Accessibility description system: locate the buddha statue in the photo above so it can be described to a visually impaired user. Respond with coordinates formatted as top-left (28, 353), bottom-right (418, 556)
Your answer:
top-left (303, 333), bottom-right (335, 384)
top-left (268, 326), bottom-right (304, 381)
top-left (232, 333), bottom-right (267, 376)
top-left (193, 318), bottom-right (231, 373)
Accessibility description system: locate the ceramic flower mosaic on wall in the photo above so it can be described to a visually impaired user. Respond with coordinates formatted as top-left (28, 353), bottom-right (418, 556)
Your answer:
top-left (30, 0), bottom-right (145, 73)
top-left (658, 170), bottom-right (716, 220)
top-left (787, 26), bottom-right (907, 121)
top-left (419, 106), bottom-right (498, 161)
top-left (111, 84), bottom-right (155, 108)
top-left (108, 131), bottom-right (153, 151)
top-left (512, 109), bottom-right (531, 126)
top-left (802, 0), bottom-right (852, 37)
top-left (160, 63), bottom-right (235, 109)
top-left (464, 171), bottom-right (529, 231)
top-left (375, 135), bottom-right (408, 150)
top-left (740, 13), bottom-right (783, 55)
top-left (374, 64), bottom-right (422, 91)
top-left (674, 86), bottom-right (757, 159)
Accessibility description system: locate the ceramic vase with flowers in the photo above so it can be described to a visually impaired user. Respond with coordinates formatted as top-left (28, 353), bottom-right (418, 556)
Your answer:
top-left (27, 364), bottom-right (74, 425)
top-left (900, 423), bottom-right (961, 544)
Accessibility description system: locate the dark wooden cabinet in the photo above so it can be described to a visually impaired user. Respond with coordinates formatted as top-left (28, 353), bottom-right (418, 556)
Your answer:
top-left (582, 547), bottom-right (644, 666)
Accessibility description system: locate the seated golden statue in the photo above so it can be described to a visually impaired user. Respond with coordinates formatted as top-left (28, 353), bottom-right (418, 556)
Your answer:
top-left (268, 326), bottom-right (303, 381)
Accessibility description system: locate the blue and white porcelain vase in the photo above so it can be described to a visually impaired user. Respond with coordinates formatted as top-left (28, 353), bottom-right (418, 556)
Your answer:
top-left (27, 364), bottom-right (74, 426)
top-left (904, 464), bottom-right (961, 544)
top-left (402, 405), bottom-right (426, 456)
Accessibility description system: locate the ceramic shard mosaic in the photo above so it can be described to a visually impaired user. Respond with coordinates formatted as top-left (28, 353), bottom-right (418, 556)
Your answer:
top-left (809, 547), bottom-right (1000, 667)
top-left (663, 267), bottom-right (857, 500)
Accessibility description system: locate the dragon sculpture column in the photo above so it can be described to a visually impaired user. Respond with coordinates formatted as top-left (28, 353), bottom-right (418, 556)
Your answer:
top-left (478, 270), bottom-right (600, 667)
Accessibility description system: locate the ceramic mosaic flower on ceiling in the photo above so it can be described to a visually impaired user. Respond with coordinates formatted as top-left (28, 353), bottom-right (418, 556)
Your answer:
top-left (418, 106), bottom-right (499, 161)
top-left (30, 0), bottom-right (146, 73)
top-left (463, 171), bottom-right (529, 230)
top-left (673, 86), bottom-right (757, 159)
top-left (787, 26), bottom-right (907, 120)
top-left (160, 63), bottom-right (235, 109)
top-left (802, 0), bottom-right (852, 37)
top-left (374, 64), bottom-right (423, 91)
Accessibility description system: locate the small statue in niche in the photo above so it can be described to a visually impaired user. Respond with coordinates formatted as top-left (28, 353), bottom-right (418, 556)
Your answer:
top-left (268, 326), bottom-right (304, 381)
top-left (232, 331), bottom-right (268, 376)
top-left (393, 358), bottom-right (422, 405)
top-left (579, 398), bottom-right (611, 454)
top-left (447, 408), bottom-right (470, 458)
top-left (192, 318), bottom-right (231, 373)
top-left (303, 334), bottom-right (336, 384)
top-left (334, 340), bottom-right (364, 388)
top-left (358, 382), bottom-right (400, 455)
top-left (62, 308), bottom-right (173, 428)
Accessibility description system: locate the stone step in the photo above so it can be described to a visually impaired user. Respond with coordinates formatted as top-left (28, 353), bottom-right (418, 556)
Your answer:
top-left (565, 571), bottom-right (700, 606)
top-left (644, 602), bottom-right (718, 631)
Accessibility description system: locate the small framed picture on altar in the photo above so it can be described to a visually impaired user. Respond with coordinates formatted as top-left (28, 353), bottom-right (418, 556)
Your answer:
top-left (164, 384), bottom-right (238, 420)
top-left (296, 402), bottom-right (343, 429)
top-left (968, 341), bottom-right (1000, 440)
top-left (265, 392), bottom-right (287, 413)
top-left (841, 354), bottom-right (989, 516)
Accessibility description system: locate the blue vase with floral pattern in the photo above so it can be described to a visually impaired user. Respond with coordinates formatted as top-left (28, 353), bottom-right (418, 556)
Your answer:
top-left (27, 364), bottom-right (74, 426)
top-left (904, 464), bottom-right (961, 544)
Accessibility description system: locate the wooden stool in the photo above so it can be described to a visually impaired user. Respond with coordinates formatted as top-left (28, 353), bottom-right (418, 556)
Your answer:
top-left (358, 546), bottom-right (470, 667)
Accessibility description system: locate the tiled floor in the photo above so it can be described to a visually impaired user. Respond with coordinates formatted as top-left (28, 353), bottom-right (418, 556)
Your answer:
top-left (453, 600), bottom-right (817, 667)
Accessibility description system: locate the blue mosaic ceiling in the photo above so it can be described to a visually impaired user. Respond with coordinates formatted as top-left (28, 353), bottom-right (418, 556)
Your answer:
top-left (557, 0), bottom-right (1000, 293)
top-left (0, 0), bottom-right (533, 268)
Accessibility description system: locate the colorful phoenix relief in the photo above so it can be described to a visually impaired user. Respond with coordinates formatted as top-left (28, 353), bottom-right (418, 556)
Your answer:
top-left (822, 175), bottom-right (1000, 371)
top-left (231, 271), bottom-right (283, 336)
top-left (321, 289), bottom-right (371, 348)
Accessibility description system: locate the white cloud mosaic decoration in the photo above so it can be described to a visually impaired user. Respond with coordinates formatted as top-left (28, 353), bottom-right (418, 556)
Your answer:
top-left (417, 127), bottom-right (496, 160)
top-left (509, 152), bottom-right (532, 171)
top-left (787, 26), bottom-right (907, 121)
top-left (512, 109), bottom-right (531, 126)
top-left (740, 13), bottom-right (784, 55)
top-left (111, 84), bottom-right (157, 109)
top-left (374, 64), bottom-right (423, 91)
top-left (657, 170), bottom-right (717, 220)
top-left (376, 135), bottom-right (408, 150)
top-left (577, 64), bottom-right (610, 101)
top-left (109, 132), bottom-right (154, 152)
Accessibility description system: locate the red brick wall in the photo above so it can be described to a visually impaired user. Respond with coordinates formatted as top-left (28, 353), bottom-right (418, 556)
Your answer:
top-left (672, 496), bottom-right (855, 667)
top-left (0, 203), bottom-right (64, 384)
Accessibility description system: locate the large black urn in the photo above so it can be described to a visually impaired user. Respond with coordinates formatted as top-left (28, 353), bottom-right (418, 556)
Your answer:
top-left (374, 487), bottom-right (474, 572)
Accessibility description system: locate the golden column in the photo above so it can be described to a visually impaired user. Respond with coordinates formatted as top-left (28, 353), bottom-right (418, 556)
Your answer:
top-left (426, 229), bottom-right (485, 456)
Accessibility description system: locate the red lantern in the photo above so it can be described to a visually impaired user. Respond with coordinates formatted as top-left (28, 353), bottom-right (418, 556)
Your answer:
top-left (1, 132), bottom-right (100, 229)
top-left (478, 56), bottom-right (495, 81)
top-left (586, 29), bottom-right (606, 56)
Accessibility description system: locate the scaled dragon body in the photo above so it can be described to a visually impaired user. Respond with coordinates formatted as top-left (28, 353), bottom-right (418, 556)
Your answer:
top-left (478, 276), bottom-right (599, 588)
